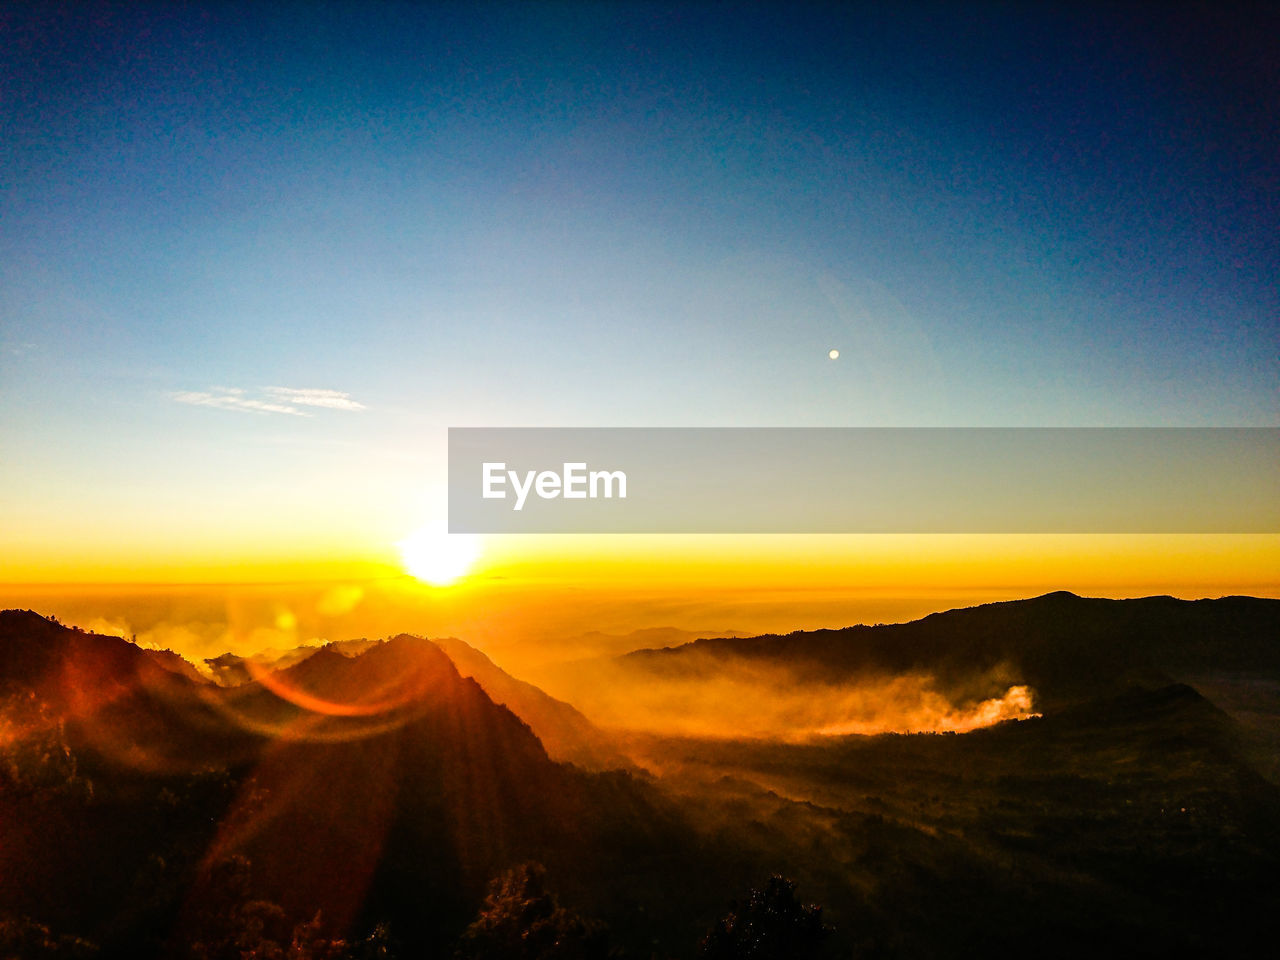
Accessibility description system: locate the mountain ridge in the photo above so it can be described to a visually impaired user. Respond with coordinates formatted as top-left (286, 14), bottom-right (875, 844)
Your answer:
top-left (616, 592), bottom-right (1280, 709)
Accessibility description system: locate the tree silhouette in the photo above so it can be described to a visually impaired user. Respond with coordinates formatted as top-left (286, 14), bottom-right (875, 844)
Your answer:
top-left (454, 863), bottom-right (611, 960)
top-left (701, 876), bottom-right (829, 960)
top-left (183, 857), bottom-right (393, 960)
top-left (0, 915), bottom-right (97, 959)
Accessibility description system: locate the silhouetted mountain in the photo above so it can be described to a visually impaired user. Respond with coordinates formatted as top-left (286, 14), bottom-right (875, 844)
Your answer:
top-left (143, 647), bottom-right (208, 683)
top-left (203, 651), bottom-right (251, 685)
top-left (0, 614), bottom-right (737, 959)
top-left (533, 626), bottom-right (748, 664)
top-left (203, 640), bottom-right (380, 686)
top-left (1, 609), bottom-right (155, 697)
top-left (325, 637), bottom-right (383, 658)
top-left (0, 609), bottom-right (210, 739)
top-left (203, 646), bottom-right (319, 686)
top-left (435, 637), bottom-right (633, 771)
top-left (621, 592), bottom-right (1280, 709)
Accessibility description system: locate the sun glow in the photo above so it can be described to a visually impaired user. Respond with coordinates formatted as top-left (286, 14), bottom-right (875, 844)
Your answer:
top-left (398, 525), bottom-right (482, 586)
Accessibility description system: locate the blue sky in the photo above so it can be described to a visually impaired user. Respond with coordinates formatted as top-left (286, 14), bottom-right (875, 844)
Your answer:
top-left (1, 1), bottom-right (1276, 576)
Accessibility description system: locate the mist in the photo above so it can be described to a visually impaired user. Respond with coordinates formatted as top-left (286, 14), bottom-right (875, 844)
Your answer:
top-left (536, 652), bottom-right (1038, 740)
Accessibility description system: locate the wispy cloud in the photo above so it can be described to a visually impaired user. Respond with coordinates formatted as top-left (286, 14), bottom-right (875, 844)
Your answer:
top-left (172, 386), bottom-right (366, 416)
top-left (264, 387), bottom-right (367, 411)
top-left (172, 390), bottom-right (307, 415)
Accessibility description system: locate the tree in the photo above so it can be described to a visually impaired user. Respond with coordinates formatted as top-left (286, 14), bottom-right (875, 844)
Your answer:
top-left (0, 915), bottom-right (98, 959)
top-left (701, 876), bottom-right (829, 960)
top-left (454, 863), bottom-right (611, 960)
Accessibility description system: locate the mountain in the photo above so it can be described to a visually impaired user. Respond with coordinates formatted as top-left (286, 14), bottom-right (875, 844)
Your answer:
top-left (629, 677), bottom-right (1280, 958)
top-left (0, 613), bottom-right (737, 959)
top-left (619, 592), bottom-right (1280, 709)
top-left (203, 646), bottom-right (319, 686)
top-left (187, 636), bottom-right (578, 942)
top-left (203, 639), bottom-right (386, 686)
top-left (5, 601), bottom-right (1280, 958)
top-left (0, 609), bottom-right (163, 698)
top-left (143, 647), bottom-right (209, 683)
top-left (434, 637), bottom-right (633, 771)
top-left (523, 626), bottom-right (748, 666)
top-left (0, 609), bottom-right (214, 748)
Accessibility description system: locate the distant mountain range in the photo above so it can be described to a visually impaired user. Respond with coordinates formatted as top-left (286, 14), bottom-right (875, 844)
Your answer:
top-left (618, 591), bottom-right (1280, 708)
top-left (137, 628), bottom-right (630, 773)
top-left (198, 639), bottom-right (381, 686)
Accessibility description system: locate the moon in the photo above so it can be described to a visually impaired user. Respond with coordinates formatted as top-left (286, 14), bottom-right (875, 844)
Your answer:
top-left (828, 349), bottom-right (840, 360)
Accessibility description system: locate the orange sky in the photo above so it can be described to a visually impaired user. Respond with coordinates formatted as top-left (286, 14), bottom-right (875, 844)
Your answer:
top-left (2, 533), bottom-right (1276, 669)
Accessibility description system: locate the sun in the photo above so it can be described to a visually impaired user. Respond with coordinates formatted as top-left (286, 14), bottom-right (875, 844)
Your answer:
top-left (398, 524), bottom-right (482, 586)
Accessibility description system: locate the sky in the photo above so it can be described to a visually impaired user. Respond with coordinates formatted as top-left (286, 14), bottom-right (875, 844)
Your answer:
top-left (1, 2), bottom-right (1276, 598)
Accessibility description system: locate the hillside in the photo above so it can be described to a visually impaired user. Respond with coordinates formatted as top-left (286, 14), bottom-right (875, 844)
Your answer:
top-left (0, 613), bottom-right (740, 958)
top-left (435, 637), bottom-right (632, 771)
top-left (619, 592), bottom-right (1280, 708)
